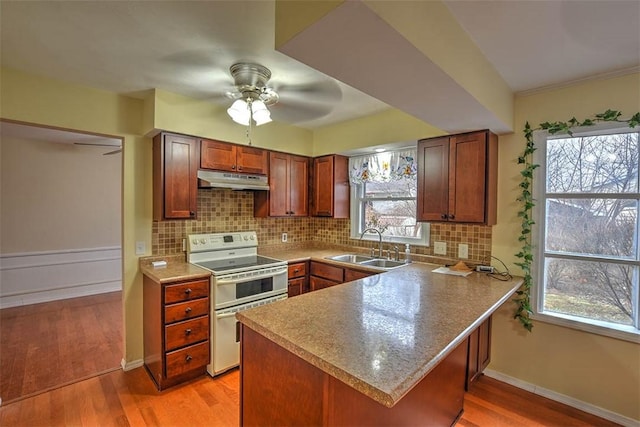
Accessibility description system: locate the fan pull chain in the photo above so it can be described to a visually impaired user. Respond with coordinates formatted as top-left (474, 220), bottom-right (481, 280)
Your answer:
top-left (246, 99), bottom-right (253, 146)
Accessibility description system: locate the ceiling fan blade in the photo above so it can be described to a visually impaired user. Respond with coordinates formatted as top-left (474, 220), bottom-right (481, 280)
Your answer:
top-left (103, 149), bottom-right (122, 155)
top-left (271, 79), bottom-right (343, 106)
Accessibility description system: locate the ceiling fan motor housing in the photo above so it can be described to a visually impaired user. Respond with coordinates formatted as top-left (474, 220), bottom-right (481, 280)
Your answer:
top-left (230, 63), bottom-right (279, 105)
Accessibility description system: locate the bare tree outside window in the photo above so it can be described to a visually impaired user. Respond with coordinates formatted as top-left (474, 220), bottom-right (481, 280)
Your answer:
top-left (541, 131), bottom-right (639, 326)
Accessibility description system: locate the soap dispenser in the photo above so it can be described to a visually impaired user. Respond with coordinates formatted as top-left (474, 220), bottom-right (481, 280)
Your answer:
top-left (404, 243), bottom-right (412, 263)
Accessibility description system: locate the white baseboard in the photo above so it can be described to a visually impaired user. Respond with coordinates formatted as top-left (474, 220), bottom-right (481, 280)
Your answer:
top-left (0, 246), bottom-right (121, 308)
top-left (484, 369), bottom-right (638, 427)
top-left (121, 358), bottom-right (144, 372)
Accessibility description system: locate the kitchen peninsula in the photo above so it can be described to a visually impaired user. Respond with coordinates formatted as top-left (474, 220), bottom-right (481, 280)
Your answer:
top-left (236, 262), bottom-right (522, 426)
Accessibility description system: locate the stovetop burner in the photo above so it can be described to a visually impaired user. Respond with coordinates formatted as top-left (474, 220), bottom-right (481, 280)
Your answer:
top-left (194, 255), bottom-right (285, 274)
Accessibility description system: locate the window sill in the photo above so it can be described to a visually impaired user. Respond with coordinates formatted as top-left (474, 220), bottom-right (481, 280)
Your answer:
top-left (533, 311), bottom-right (640, 344)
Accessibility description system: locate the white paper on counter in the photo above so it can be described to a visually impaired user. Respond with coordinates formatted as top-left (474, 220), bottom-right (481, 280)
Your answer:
top-left (432, 266), bottom-right (473, 277)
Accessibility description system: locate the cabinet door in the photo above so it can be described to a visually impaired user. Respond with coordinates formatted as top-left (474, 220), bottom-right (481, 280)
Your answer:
top-left (312, 156), bottom-right (334, 216)
top-left (310, 275), bottom-right (340, 291)
top-left (200, 139), bottom-right (237, 172)
top-left (449, 132), bottom-right (487, 223)
top-left (288, 278), bottom-right (305, 297)
top-left (155, 133), bottom-right (198, 220)
top-left (268, 152), bottom-right (290, 217)
top-left (289, 155), bottom-right (309, 217)
top-left (417, 136), bottom-right (449, 222)
top-left (237, 146), bottom-right (268, 175)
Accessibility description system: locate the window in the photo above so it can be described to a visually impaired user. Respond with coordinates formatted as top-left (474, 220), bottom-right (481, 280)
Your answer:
top-left (349, 148), bottom-right (429, 246)
top-left (533, 126), bottom-right (639, 340)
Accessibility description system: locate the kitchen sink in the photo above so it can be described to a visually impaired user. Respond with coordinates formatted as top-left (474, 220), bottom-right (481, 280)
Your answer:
top-left (326, 254), bottom-right (376, 263)
top-left (359, 258), bottom-right (406, 269)
top-left (324, 254), bottom-right (407, 270)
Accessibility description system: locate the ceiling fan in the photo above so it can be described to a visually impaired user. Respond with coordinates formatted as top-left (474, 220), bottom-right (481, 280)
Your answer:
top-left (220, 62), bottom-right (342, 125)
top-left (73, 142), bottom-right (122, 155)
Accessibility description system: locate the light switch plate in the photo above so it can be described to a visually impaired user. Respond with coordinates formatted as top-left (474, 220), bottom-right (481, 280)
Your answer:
top-left (135, 241), bottom-right (146, 255)
top-left (434, 241), bottom-right (447, 255)
top-left (458, 243), bottom-right (469, 259)
top-left (282, 233), bottom-right (288, 243)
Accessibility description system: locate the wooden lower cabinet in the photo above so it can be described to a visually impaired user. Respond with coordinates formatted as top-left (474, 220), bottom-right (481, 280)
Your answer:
top-left (466, 316), bottom-right (492, 389)
top-left (240, 325), bottom-right (467, 426)
top-left (287, 261), bottom-right (309, 297)
top-left (143, 274), bottom-right (210, 390)
top-left (310, 260), bottom-right (379, 291)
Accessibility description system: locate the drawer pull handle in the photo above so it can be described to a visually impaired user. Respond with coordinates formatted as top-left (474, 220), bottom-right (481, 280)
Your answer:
top-left (185, 307), bottom-right (192, 314)
top-left (185, 329), bottom-right (192, 335)
top-left (186, 355), bottom-right (192, 362)
top-left (184, 288), bottom-right (192, 295)
top-left (293, 269), bottom-right (299, 273)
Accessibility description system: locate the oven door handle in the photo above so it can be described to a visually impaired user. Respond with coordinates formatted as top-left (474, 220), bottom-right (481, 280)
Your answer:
top-left (216, 311), bottom-right (237, 319)
top-left (215, 267), bottom-right (288, 285)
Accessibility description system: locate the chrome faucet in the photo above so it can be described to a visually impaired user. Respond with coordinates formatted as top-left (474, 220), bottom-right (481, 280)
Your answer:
top-left (360, 227), bottom-right (383, 258)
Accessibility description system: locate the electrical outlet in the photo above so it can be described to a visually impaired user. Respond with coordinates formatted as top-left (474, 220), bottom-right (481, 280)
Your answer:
top-left (458, 243), bottom-right (469, 259)
top-left (281, 233), bottom-right (288, 243)
top-left (434, 241), bottom-right (447, 255)
top-left (135, 241), bottom-right (146, 255)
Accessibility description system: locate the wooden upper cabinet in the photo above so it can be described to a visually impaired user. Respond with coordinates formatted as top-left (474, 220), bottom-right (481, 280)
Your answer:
top-left (153, 132), bottom-right (199, 220)
top-left (254, 152), bottom-right (309, 217)
top-left (200, 139), bottom-right (268, 175)
top-left (417, 130), bottom-right (497, 225)
top-left (311, 155), bottom-right (349, 218)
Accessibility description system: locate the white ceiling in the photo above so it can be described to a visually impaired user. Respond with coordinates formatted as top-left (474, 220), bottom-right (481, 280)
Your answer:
top-left (1, 1), bottom-right (638, 132)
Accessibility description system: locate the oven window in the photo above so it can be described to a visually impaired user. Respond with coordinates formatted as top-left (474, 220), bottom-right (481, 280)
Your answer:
top-left (236, 277), bottom-right (273, 299)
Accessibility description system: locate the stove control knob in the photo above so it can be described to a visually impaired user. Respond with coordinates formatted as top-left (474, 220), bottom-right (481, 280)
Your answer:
top-left (250, 235), bottom-right (255, 240)
top-left (200, 238), bottom-right (206, 244)
top-left (192, 239), bottom-right (198, 245)
top-left (243, 235), bottom-right (249, 241)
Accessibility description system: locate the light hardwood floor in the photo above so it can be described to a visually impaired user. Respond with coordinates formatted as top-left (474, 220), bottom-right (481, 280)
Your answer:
top-left (0, 291), bottom-right (123, 404)
top-left (0, 367), bottom-right (620, 426)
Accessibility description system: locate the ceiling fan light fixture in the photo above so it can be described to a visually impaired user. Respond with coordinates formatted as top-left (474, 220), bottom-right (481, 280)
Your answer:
top-left (251, 100), bottom-right (272, 126)
top-left (227, 99), bottom-right (250, 126)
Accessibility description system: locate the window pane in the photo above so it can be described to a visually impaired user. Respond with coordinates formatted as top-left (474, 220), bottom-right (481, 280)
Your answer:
top-left (364, 180), bottom-right (417, 198)
top-left (363, 199), bottom-right (421, 238)
top-left (545, 198), bottom-right (638, 258)
top-left (543, 258), bottom-right (636, 326)
top-left (546, 132), bottom-right (638, 193)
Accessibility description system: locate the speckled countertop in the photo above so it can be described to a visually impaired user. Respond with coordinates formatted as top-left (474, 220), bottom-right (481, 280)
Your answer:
top-left (237, 247), bottom-right (523, 408)
top-left (139, 254), bottom-right (211, 283)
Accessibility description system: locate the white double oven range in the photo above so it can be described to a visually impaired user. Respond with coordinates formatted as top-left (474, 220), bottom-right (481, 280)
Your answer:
top-left (187, 231), bottom-right (287, 376)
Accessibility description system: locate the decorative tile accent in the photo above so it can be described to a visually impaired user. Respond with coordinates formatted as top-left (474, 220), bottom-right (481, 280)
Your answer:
top-left (152, 190), bottom-right (492, 263)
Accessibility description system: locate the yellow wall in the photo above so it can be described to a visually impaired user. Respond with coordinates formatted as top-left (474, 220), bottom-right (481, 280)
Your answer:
top-left (491, 72), bottom-right (640, 421)
top-left (0, 67), bottom-right (150, 364)
top-left (313, 108), bottom-right (443, 156)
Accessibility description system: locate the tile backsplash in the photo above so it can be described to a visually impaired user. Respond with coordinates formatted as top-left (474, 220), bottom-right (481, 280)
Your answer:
top-left (152, 189), bottom-right (492, 263)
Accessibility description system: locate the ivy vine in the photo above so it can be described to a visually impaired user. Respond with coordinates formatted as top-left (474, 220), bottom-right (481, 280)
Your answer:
top-left (514, 109), bottom-right (640, 331)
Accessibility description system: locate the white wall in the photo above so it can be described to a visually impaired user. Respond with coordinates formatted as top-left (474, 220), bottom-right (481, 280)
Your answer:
top-left (0, 132), bottom-right (122, 306)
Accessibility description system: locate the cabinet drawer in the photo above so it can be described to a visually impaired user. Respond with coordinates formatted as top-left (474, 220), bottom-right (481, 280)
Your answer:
top-left (165, 341), bottom-right (209, 379)
top-left (165, 317), bottom-right (209, 351)
top-left (288, 262), bottom-right (307, 279)
top-left (164, 279), bottom-right (209, 304)
top-left (310, 261), bottom-right (343, 282)
top-left (165, 298), bottom-right (209, 324)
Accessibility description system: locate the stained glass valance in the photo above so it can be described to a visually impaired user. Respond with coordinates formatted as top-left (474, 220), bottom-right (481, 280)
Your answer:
top-left (348, 148), bottom-right (417, 185)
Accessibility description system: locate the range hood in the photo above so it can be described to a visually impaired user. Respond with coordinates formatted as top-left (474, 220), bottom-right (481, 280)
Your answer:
top-left (197, 170), bottom-right (270, 191)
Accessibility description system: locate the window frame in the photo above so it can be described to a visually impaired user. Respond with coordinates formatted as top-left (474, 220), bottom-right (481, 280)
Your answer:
top-left (349, 178), bottom-right (430, 247)
top-left (531, 124), bottom-right (640, 343)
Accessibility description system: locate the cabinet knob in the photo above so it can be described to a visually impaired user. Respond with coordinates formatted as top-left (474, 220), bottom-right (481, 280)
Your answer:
top-left (441, 214), bottom-right (448, 219)
top-left (293, 269), bottom-right (299, 273)
top-left (449, 214), bottom-right (455, 220)
top-left (189, 211), bottom-right (195, 217)
top-left (238, 166), bottom-right (242, 171)
top-left (185, 355), bottom-right (192, 362)
top-left (185, 328), bottom-right (192, 335)
top-left (184, 288), bottom-right (192, 295)
top-left (185, 307), bottom-right (192, 314)
top-left (231, 165), bottom-right (236, 170)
